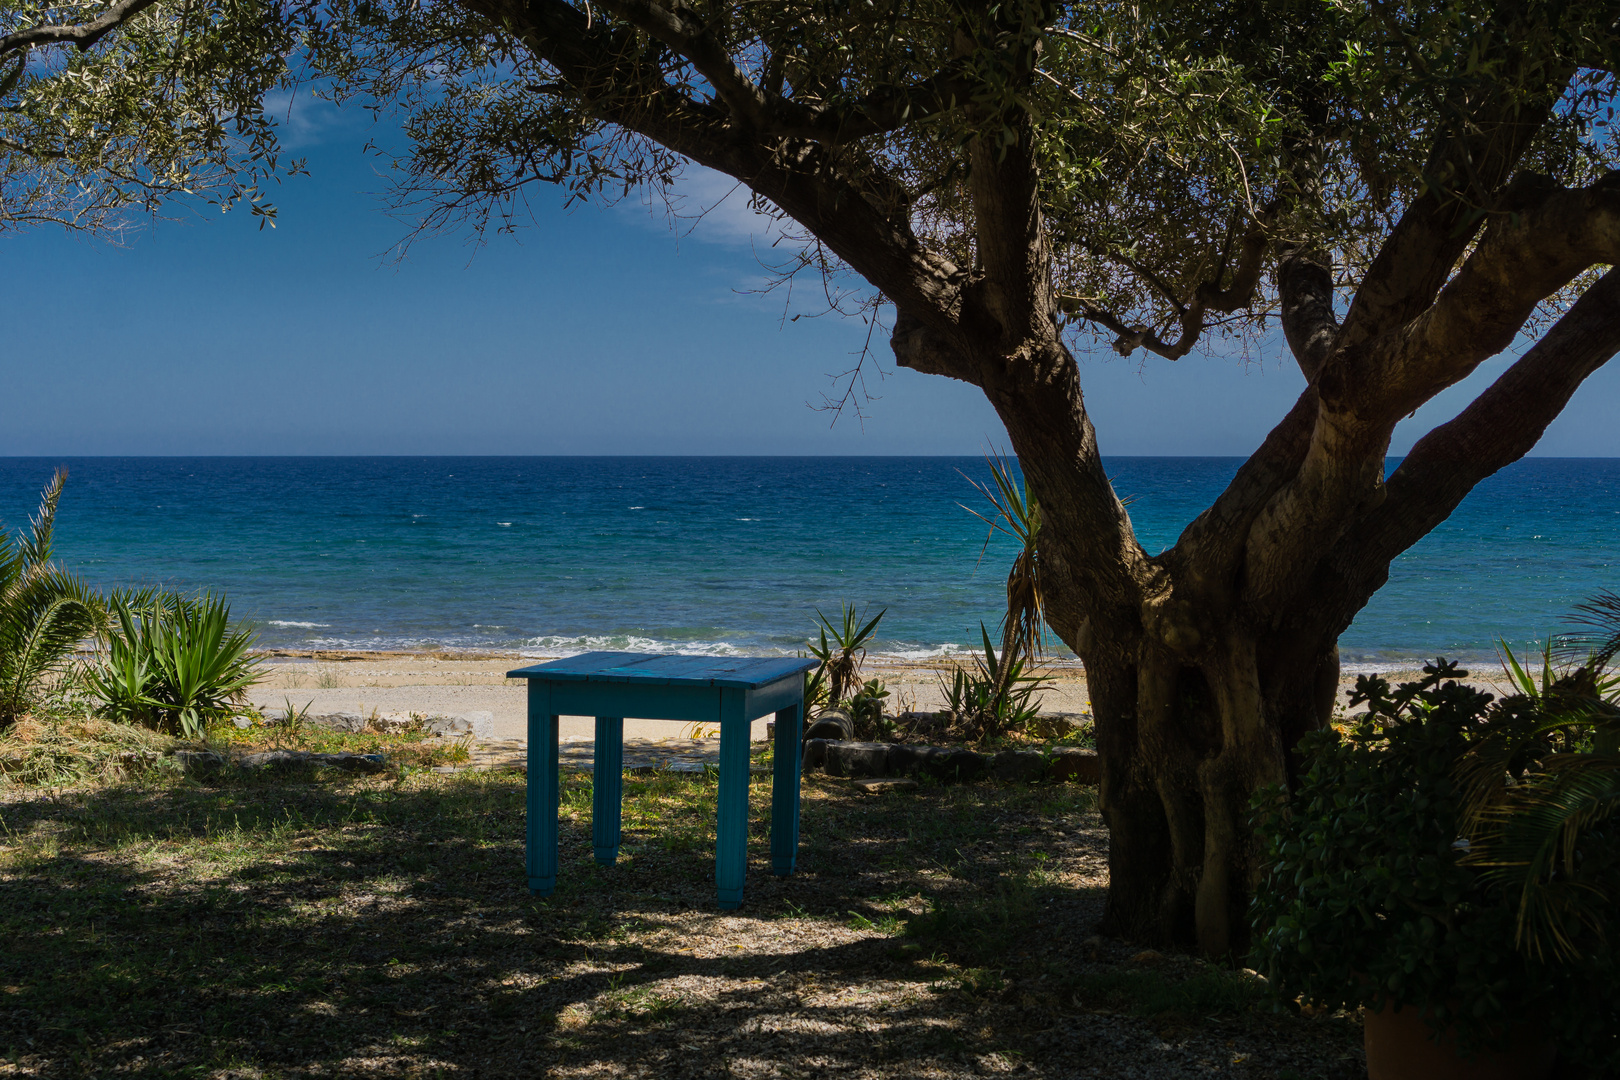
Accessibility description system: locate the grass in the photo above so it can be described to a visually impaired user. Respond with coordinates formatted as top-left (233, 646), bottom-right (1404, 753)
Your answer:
top-left (0, 737), bottom-right (1362, 1079)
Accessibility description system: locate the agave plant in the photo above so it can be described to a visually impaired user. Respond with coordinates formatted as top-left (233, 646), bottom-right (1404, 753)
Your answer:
top-left (807, 603), bottom-right (885, 708)
top-left (86, 591), bottom-right (263, 738)
top-left (1459, 602), bottom-right (1620, 962)
top-left (935, 623), bottom-right (1053, 741)
top-left (0, 470), bottom-right (104, 727)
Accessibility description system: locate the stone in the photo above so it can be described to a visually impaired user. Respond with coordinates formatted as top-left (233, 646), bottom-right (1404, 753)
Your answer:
top-left (823, 741), bottom-right (890, 778)
top-left (852, 777), bottom-right (918, 793)
top-left (884, 743), bottom-right (935, 777)
top-left (802, 711), bottom-right (853, 743)
top-left (802, 738), bottom-right (828, 771)
top-left (314, 752), bottom-right (386, 774)
top-left (308, 711), bottom-right (366, 733)
top-left (424, 711), bottom-right (495, 740)
top-left (236, 750), bottom-right (385, 773)
top-left (175, 750), bottom-right (227, 775)
top-left (764, 721), bottom-right (774, 742)
top-left (232, 716), bottom-right (252, 729)
top-left (926, 747), bottom-right (988, 782)
top-left (895, 710), bottom-right (949, 735)
top-left (239, 750), bottom-right (311, 769)
top-left (1130, 949), bottom-right (1166, 965)
top-left (1048, 747), bottom-right (1100, 784)
top-left (992, 749), bottom-right (1048, 784)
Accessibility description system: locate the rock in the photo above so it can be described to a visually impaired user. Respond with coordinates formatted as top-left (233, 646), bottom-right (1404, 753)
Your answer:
top-left (884, 743), bottom-right (935, 777)
top-left (764, 721), bottom-right (774, 742)
top-left (308, 711), bottom-right (366, 733)
top-left (175, 750), bottom-right (227, 775)
top-left (1130, 949), bottom-right (1166, 965)
top-left (314, 752), bottom-right (386, 774)
top-left (1048, 747), bottom-right (1100, 784)
top-left (895, 710), bottom-right (949, 735)
top-left (239, 750), bottom-right (311, 769)
top-left (802, 710), bottom-right (853, 742)
top-left (236, 750), bottom-right (384, 773)
top-left (802, 738), bottom-right (828, 771)
top-left (232, 716), bottom-right (252, 729)
top-left (823, 741), bottom-right (890, 778)
top-left (992, 749), bottom-right (1048, 784)
top-left (852, 776), bottom-right (917, 793)
top-left (424, 711), bottom-right (495, 740)
top-left (928, 747), bottom-right (988, 782)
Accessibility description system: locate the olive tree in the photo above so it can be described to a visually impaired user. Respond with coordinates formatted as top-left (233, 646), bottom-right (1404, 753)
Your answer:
top-left (305, 0), bottom-right (1620, 953)
top-left (0, 0), bottom-right (298, 236)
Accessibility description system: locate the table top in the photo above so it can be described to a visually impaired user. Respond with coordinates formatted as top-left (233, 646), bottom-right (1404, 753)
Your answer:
top-left (508, 651), bottom-right (818, 690)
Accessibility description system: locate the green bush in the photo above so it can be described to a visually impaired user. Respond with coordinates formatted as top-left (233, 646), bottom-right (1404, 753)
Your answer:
top-left (86, 592), bottom-right (263, 738)
top-left (1250, 661), bottom-right (1618, 1069)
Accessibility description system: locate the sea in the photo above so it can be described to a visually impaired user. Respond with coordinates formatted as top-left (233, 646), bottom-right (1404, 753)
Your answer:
top-left (1, 456), bottom-right (1616, 673)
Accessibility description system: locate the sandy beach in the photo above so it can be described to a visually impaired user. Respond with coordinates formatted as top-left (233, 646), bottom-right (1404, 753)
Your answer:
top-left (247, 651), bottom-right (1453, 743)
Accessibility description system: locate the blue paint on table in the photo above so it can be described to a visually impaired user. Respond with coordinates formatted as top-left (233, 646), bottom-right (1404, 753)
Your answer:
top-left (507, 652), bottom-right (818, 909)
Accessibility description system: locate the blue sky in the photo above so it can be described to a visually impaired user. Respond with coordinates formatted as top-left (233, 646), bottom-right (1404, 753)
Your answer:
top-left (4, 102), bottom-right (1619, 457)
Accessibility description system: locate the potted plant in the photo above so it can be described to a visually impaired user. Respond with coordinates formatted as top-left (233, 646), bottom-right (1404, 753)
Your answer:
top-left (1250, 658), bottom-right (1618, 1080)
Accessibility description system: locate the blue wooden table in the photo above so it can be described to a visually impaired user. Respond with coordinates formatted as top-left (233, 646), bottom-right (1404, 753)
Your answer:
top-left (506, 652), bottom-right (818, 909)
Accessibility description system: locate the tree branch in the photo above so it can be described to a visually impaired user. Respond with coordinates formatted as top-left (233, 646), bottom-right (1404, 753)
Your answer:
top-left (593, 0), bottom-right (770, 127)
top-left (0, 0), bottom-right (162, 55)
top-left (1336, 97), bottom-right (1555, 352)
top-left (1069, 209), bottom-right (1273, 360)
top-left (1295, 266), bottom-right (1620, 643)
top-left (1327, 171), bottom-right (1620, 423)
top-left (475, 0), bottom-right (969, 351)
top-left (1276, 247), bottom-right (1337, 381)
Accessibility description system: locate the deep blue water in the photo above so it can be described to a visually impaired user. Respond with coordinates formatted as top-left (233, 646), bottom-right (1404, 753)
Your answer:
top-left (1, 456), bottom-right (1616, 669)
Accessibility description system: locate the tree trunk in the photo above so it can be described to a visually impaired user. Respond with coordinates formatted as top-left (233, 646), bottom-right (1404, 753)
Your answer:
top-left (976, 333), bottom-right (1352, 956)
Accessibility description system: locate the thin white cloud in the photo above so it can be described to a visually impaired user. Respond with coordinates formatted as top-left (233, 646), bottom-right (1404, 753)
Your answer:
top-left (262, 88), bottom-right (368, 151)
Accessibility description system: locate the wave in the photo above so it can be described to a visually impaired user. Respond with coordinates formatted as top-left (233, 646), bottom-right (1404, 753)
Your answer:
top-left (521, 634), bottom-right (747, 657)
top-left (268, 620), bottom-right (331, 628)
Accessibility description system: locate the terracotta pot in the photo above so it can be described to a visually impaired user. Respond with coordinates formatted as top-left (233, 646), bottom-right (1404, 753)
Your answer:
top-left (1364, 1001), bottom-right (1556, 1080)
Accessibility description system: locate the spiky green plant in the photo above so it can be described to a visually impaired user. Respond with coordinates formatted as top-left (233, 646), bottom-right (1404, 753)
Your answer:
top-left (0, 470), bottom-right (103, 727)
top-left (1459, 623), bottom-right (1620, 962)
top-left (86, 591), bottom-right (263, 738)
top-left (960, 450), bottom-right (1044, 703)
top-left (807, 603), bottom-right (885, 708)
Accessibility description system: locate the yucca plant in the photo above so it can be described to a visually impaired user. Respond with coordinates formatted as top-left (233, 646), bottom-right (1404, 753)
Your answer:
top-left (0, 470), bottom-right (104, 728)
top-left (87, 591), bottom-right (263, 738)
top-left (960, 450), bottom-right (1046, 707)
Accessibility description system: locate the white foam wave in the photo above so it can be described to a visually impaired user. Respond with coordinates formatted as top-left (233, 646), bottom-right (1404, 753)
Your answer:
top-left (521, 634), bottom-right (747, 658)
top-left (268, 620), bottom-right (331, 628)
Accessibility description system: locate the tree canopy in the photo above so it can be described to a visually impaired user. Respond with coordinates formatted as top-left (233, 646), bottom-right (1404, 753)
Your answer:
top-left (1, 0), bottom-right (297, 235)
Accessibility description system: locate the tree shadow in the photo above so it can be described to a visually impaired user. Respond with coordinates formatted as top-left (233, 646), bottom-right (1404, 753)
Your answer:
top-left (0, 773), bottom-right (1360, 1078)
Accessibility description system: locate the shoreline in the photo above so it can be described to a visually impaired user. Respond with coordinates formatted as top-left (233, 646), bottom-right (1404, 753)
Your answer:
top-left (245, 649), bottom-right (1480, 746)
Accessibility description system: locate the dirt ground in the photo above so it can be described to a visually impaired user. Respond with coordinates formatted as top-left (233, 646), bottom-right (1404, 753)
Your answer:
top-left (0, 767), bottom-right (1363, 1079)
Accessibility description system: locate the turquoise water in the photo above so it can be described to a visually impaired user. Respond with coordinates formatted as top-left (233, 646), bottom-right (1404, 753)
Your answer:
top-left (1, 456), bottom-right (1616, 669)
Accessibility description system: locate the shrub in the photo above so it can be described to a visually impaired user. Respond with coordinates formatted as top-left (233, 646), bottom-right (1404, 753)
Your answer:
top-left (1250, 660), bottom-right (1618, 1070)
top-left (86, 591), bottom-right (263, 738)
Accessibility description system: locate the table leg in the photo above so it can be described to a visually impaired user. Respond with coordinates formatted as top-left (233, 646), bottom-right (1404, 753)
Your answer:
top-left (526, 684), bottom-right (559, 896)
top-left (770, 702), bottom-right (803, 876)
top-left (592, 716), bottom-right (624, 865)
top-left (714, 688), bottom-right (750, 909)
